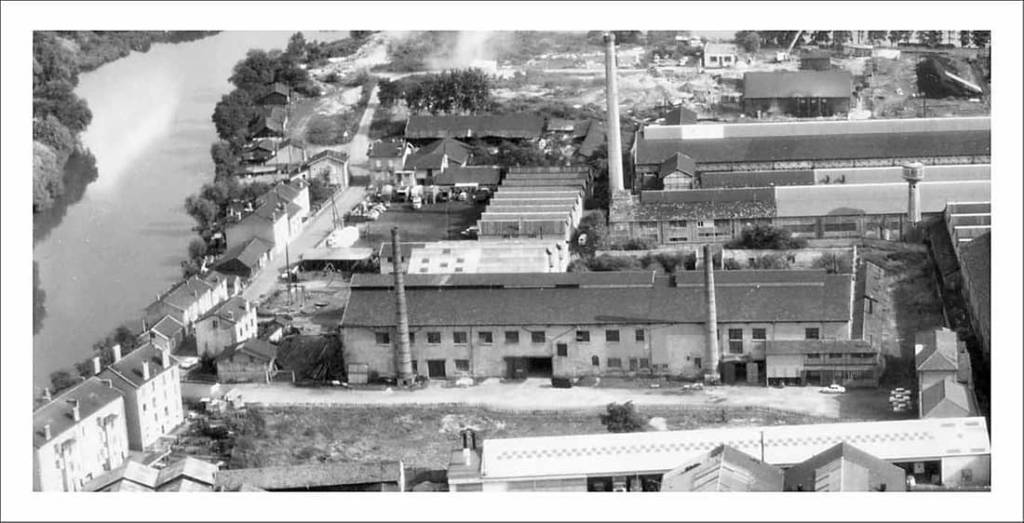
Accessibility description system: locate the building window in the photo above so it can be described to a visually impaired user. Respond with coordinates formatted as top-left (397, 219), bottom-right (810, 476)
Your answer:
top-left (752, 328), bottom-right (767, 340)
top-left (556, 343), bottom-right (568, 357)
top-left (591, 356), bottom-right (600, 367)
top-left (635, 329), bottom-right (645, 342)
top-left (829, 353), bottom-right (843, 359)
top-left (453, 331), bottom-right (468, 344)
top-left (728, 329), bottom-right (744, 354)
top-left (455, 359), bottom-right (470, 372)
top-left (531, 331), bottom-right (545, 344)
top-left (606, 329), bottom-right (620, 342)
top-left (694, 357), bottom-right (702, 369)
top-left (478, 331), bottom-right (493, 344)
top-left (806, 353), bottom-right (821, 359)
top-left (576, 330), bottom-right (590, 342)
top-left (805, 328), bottom-right (820, 340)
top-left (375, 332), bottom-right (391, 345)
top-left (212, 320), bottom-right (218, 329)
top-left (505, 331), bottom-right (519, 344)
top-left (427, 332), bottom-right (441, 344)
top-left (407, 332), bottom-right (415, 345)
top-left (639, 358), bottom-right (650, 369)
top-left (607, 358), bottom-right (622, 368)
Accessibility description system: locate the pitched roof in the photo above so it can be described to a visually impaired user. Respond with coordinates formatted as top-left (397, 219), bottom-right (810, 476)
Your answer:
top-left (214, 461), bottom-right (403, 491)
top-left (743, 71), bottom-right (853, 99)
top-left (634, 130), bottom-right (991, 166)
top-left (705, 43), bottom-right (738, 55)
top-left (665, 106), bottom-right (698, 125)
top-left (214, 237), bottom-right (273, 272)
top-left (546, 118), bottom-right (577, 132)
top-left (783, 442), bottom-right (906, 492)
top-left (659, 152), bottom-right (697, 178)
top-left (368, 139), bottom-right (407, 158)
top-left (153, 276), bottom-right (215, 311)
top-left (98, 342), bottom-right (176, 390)
top-left (251, 106), bottom-right (287, 134)
top-left (198, 296), bottom-right (251, 325)
top-left (774, 180), bottom-right (991, 219)
top-left (958, 232), bottom-right (990, 328)
top-left (661, 445), bottom-right (783, 492)
top-left (267, 82), bottom-right (290, 97)
top-left (217, 338), bottom-right (277, 363)
top-left (921, 377), bottom-right (979, 418)
top-left (341, 270), bottom-right (853, 328)
top-left (767, 339), bottom-right (876, 355)
top-left (84, 457), bottom-right (218, 492)
top-left (307, 148), bottom-right (348, 165)
top-left (700, 169), bottom-right (814, 189)
top-left (915, 328), bottom-right (960, 372)
top-left (405, 114), bottom-right (545, 140)
top-left (403, 138), bottom-right (471, 171)
top-left (84, 460), bottom-right (159, 491)
top-left (152, 315), bottom-right (185, 339)
top-left (577, 119), bottom-right (605, 157)
top-left (434, 165), bottom-right (502, 186)
top-left (33, 378), bottom-right (124, 448)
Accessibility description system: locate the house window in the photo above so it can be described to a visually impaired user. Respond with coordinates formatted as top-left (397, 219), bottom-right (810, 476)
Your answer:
top-left (212, 320), bottom-right (218, 329)
top-left (407, 332), bottom-right (415, 345)
top-left (752, 328), bottom-right (767, 340)
top-left (635, 329), bottom-right (645, 342)
top-left (694, 357), bottom-right (702, 369)
top-left (576, 330), bottom-right (590, 342)
top-left (867, 300), bottom-right (874, 314)
top-left (639, 358), bottom-right (650, 369)
top-left (427, 332), bottom-right (441, 344)
top-left (505, 331), bottom-right (519, 344)
top-left (375, 332), bottom-right (391, 345)
top-left (455, 359), bottom-right (470, 372)
top-left (478, 331), bottom-right (493, 344)
top-left (806, 353), bottom-right (821, 359)
top-left (606, 329), bottom-right (620, 342)
top-left (829, 353), bottom-right (843, 359)
top-left (591, 356), bottom-right (600, 367)
top-left (556, 343), bottom-right (568, 357)
top-left (629, 358), bottom-right (639, 371)
top-left (805, 328), bottom-right (820, 340)
top-left (608, 358), bottom-right (623, 368)
top-left (411, 360), bottom-right (418, 374)
top-left (728, 329), bottom-right (744, 354)
top-left (531, 331), bottom-right (545, 344)
top-left (453, 331), bottom-right (468, 344)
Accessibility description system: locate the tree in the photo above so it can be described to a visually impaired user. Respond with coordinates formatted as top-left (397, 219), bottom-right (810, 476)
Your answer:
top-left (285, 32), bottom-right (307, 61)
top-left (188, 237), bottom-right (208, 261)
top-left (376, 78), bottom-right (402, 109)
top-left (811, 31), bottom-right (831, 46)
top-left (750, 252), bottom-right (792, 270)
top-left (184, 195), bottom-right (218, 230)
top-left (867, 31), bottom-right (889, 44)
top-left (959, 30), bottom-right (973, 48)
top-left (919, 30), bottom-right (944, 48)
top-left (600, 402), bottom-right (647, 433)
top-left (813, 252), bottom-right (852, 274)
top-left (971, 30), bottom-right (990, 48)
top-left (212, 89), bottom-right (258, 142)
top-left (229, 49), bottom-right (278, 94)
top-left (889, 30), bottom-right (913, 46)
top-left (210, 141), bottom-right (241, 178)
top-left (571, 212), bottom-right (608, 258)
top-left (726, 224), bottom-right (808, 250)
top-left (49, 370), bottom-right (81, 395)
top-left (832, 31), bottom-right (853, 48)
top-left (734, 31), bottom-right (762, 53)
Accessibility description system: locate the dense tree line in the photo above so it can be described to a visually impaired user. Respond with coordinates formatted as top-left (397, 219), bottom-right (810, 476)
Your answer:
top-left (377, 69), bottom-right (493, 115)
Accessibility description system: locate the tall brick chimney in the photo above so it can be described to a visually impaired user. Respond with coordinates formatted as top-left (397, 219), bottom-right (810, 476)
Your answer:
top-left (604, 31), bottom-right (624, 193)
top-left (391, 227), bottom-right (414, 386)
top-left (92, 356), bottom-right (102, 376)
top-left (112, 344), bottom-right (123, 363)
top-left (703, 244), bottom-right (721, 384)
top-left (68, 399), bottom-right (80, 422)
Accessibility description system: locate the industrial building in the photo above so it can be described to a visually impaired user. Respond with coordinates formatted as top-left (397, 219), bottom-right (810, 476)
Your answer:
top-left (338, 268), bottom-right (873, 383)
top-left (783, 442), bottom-right (907, 492)
top-left (477, 167), bottom-right (590, 241)
top-left (446, 417), bottom-right (991, 491)
top-left (660, 444), bottom-right (784, 492)
top-left (742, 70), bottom-right (853, 117)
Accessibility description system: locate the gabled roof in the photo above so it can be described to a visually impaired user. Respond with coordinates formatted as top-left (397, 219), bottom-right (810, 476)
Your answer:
top-left (251, 106), bottom-right (286, 134)
top-left (153, 276), bottom-right (216, 311)
top-left (915, 328), bottom-right (960, 372)
top-left (214, 461), bottom-right (403, 491)
top-left (783, 442), bottom-right (906, 491)
top-left (198, 296), bottom-right (251, 325)
top-left (577, 119), bottom-right (605, 157)
top-left (214, 237), bottom-right (273, 272)
top-left (152, 315), bottom-right (185, 339)
top-left (665, 106), bottom-right (698, 125)
top-left (661, 444), bottom-right (783, 492)
top-left (658, 152), bottom-right (697, 178)
top-left (98, 342), bottom-right (177, 390)
top-left (743, 71), bottom-right (853, 99)
top-left (705, 43), bottom-right (738, 55)
top-left (217, 338), bottom-right (277, 363)
top-left (33, 378), bottom-right (124, 448)
top-left (307, 148), bottom-right (348, 165)
top-left (368, 139), bottom-right (408, 158)
top-left (921, 377), bottom-right (979, 418)
top-left (435, 166), bottom-right (502, 186)
top-left (405, 114), bottom-right (545, 140)
top-left (267, 82), bottom-right (290, 97)
top-left (403, 138), bottom-right (471, 171)
top-left (84, 457), bottom-right (218, 492)
top-left (84, 460), bottom-right (159, 492)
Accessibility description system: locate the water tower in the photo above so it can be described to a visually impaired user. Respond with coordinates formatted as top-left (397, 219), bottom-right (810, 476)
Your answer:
top-left (902, 162), bottom-right (925, 225)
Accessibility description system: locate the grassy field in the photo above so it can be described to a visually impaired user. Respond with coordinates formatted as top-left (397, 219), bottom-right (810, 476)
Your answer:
top-left (225, 404), bottom-right (832, 471)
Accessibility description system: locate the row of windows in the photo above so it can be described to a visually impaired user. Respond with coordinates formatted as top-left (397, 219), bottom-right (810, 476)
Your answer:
top-left (376, 329), bottom-right (647, 346)
top-left (806, 352), bottom-right (876, 360)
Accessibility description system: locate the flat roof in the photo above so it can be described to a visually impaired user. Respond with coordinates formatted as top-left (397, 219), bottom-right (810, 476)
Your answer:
top-left (641, 116), bottom-right (990, 141)
top-left (774, 180), bottom-right (991, 218)
top-left (471, 417), bottom-right (990, 481)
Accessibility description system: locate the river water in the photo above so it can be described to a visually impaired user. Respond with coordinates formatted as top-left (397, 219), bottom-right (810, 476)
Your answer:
top-left (32, 31), bottom-right (347, 389)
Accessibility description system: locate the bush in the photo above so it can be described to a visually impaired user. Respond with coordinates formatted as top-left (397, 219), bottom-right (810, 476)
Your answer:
top-left (600, 401), bottom-right (647, 433)
top-left (607, 238), bottom-right (658, 251)
top-left (570, 212), bottom-right (608, 258)
top-left (588, 254), bottom-right (642, 271)
top-left (813, 252), bottom-right (853, 274)
top-left (726, 224), bottom-right (807, 250)
top-left (723, 258), bottom-right (742, 270)
top-left (750, 252), bottom-right (791, 270)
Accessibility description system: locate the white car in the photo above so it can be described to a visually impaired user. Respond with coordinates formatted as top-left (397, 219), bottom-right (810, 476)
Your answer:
top-left (819, 383), bottom-right (847, 394)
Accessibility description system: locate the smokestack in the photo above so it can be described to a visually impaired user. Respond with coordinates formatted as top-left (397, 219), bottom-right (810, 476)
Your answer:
top-left (391, 228), bottom-right (414, 386)
top-left (68, 399), bottom-right (80, 422)
top-left (112, 344), bottom-right (123, 363)
top-left (92, 356), bottom-right (102, 376)
top-left (604, 32), bottom-right (625, 193)
top-left (43, 424), bottom-right (52, 441)
top-left (142, 361), bottom-right (151, 381)
top-left (902, 162), bottom-right (925, 224)
top-left (703, 244), bottom-right (721, 384)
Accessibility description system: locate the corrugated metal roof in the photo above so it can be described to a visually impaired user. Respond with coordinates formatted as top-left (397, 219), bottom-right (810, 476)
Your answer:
top-left (743, 71), bottom-right (852, 99)
top-left (405, 114), bottom-right (544, 140)
top-left (774, 181), bottom-right (991, 218)
top-left (435, 166), bottom-right (501, 186)
top-left (701, 170), bottom-right (814, 189)
top-left (214, 461), bottom-right (402, 491)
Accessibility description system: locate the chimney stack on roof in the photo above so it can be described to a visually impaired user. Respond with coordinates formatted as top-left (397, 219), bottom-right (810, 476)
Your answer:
top-left (703, 244), bottom-right (721, 385)
top-left (112, 344), bottom-right (123, 363)
top-left (142, 361), bottom-right (151, 381)
top-left (68, 399), bottom-right (81, 422)
top-left (92, 356), bottom-right (102, 376)
top-left (43, 423), bottom-right (52, 441)
top-left (161, 348), bottom-right (171, 369)
top-left (43, 387), bottom-right (52, 403)
top-left (101, 379), bottom-right (113, 388)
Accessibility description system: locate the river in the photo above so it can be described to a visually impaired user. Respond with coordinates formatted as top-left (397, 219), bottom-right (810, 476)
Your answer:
top-left (32, 31), bottom-right (348, 389)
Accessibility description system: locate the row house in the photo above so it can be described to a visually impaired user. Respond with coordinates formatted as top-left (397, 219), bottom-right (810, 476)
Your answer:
top-left (98, 343), bottom-right (184, 451)
top-left (195, 296), bottom-right (258, 358)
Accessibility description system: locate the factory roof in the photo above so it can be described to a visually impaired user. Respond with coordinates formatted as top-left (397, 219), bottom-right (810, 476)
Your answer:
top-left (341, 270), bottom-right (852, 327)
top-left (661, 445), bottom-right (783, 492)
top-left (766, 339), bottom-right (876, 355)
top-left (464, 417), bottom-right (989, 482)
top-left (921, 378), bottom-right (979, 418)
top-left (701, 169), bottom-right (814, 189)
top-left (743, 70), bottom-right (853, 99)
top-left (659, 153), bottom-right (697, 178)
top-left (915, 328), bottom-right (961, 372)
top-left (783, 442), bottom-right (907, 492)
top-left (435, 166), bottom-right (502, 186)
top-left (33, 378), bottom-right (124, 448)
top-left (773, 181), bottom-right (991, 218)
top-left (214, 461), bottom-right (403, 491)
top-left (405, 114), bottom-right (545, 140)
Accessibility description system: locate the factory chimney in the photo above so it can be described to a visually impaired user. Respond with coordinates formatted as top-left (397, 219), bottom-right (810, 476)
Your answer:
top-left (702, 244), bottom-right (721, 384)
top-left (604, 31), bottom-right (625, 193)
top-left (391, 227), bottom-right (415, 386)
top-left (902, 162), bottom-right (925, 225)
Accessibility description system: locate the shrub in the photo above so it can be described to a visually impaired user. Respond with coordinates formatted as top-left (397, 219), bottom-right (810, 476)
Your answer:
top-left (588, 254), bottom-right (642, 272)
top-left (813, 252), bottom-right (853, 274)
top-left (750, 252), bottom-right (791, 270)
top-left (723, 258), bottom-right (742, 270)
top-left (600, 401), bottom-right (647, 433)
top-left (726, 224), bottom-right (807, 250)
top-left (607, 238), bottom-right (658, 251)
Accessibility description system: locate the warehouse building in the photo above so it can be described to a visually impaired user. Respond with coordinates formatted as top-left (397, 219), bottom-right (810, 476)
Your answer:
top-left (477, 168), bottom-right (589, 241)
top-left (339, 269), bottom-right (861, 382)
top-left (742, 71), bottom-right (853, 117)
top-left (447, 417), bottom-right (990, 492)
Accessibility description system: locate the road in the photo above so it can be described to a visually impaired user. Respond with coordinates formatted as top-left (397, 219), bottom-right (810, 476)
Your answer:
top-left (344, 83), bottom-right (379, 167)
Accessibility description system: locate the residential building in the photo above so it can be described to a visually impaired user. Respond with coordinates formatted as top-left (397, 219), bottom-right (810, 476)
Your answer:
top-left (259, 82), bottom-right (291, 106)
top-left (241, 139), bottom-right (276, 165)
top-left (33, 378), bottom-right (129, 492)
top-left (742, 71), bottom-right (853, 117)
top-left (660, 445), bottom-right (784, 492)
top-left (368, 138), bottom-right (413, 174)
top-left (339, 270), bottom-right (857, 382)
top-left (448, 417), bottom-right (990, 492)
top-left (216, 338), bottom-right (279, 383)
top-left (305, 149), bottom-right (349, 187)
top-left (144, 274), bottom-right (228, 331)
top-left (404, 114), bottom-right (545, 143)
top-left (265, 141), bottom-right (307, 169)
top-left (783, 442), bottom-right (907, 492)
top-left (225, 181), bottom-right (309, 257)
top-left (921, 377), bottom-right (980, 419)
top-left (702, 43), bottom-right (738, 68)
top-left (195, 296), bottom-right (258, 358)
top-left (250, 106), bottom-right (287, 138)
top-left (765, 339), bottom-right (882, 388)
top-left (915, 328), bottom-right (965, 390)
top-left (84, 456), bottom-right (219, 492)
top-left (212, 237), bottom-right (273, 279)
top-left (98, 343), bottom-right (184, 451)
top-left (144, 315), bottom-right (185, 352)
top-left (214, 461), bottom-right (404, 492)
top-left (398, 137), bottom-right (472, 185)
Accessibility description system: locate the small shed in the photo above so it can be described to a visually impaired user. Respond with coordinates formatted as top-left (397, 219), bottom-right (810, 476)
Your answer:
top-left (216, 339), bottom-right (280, 383)
top-left (259, 82), bottom-right (291, 106)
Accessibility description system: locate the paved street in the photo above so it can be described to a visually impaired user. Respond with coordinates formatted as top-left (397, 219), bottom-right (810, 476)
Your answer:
top-left (344, 84), bottom-right (379, 166)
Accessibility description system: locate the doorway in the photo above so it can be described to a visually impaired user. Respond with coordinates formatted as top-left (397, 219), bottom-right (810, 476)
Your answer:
top-left (427, 359), bottom-right (447, 379)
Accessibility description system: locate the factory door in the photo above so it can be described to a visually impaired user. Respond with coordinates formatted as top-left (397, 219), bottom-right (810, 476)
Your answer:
top-left (427, 360), bottom-right (447, 379)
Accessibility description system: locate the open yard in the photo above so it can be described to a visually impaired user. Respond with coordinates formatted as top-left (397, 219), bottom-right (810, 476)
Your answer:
top-left (354, 199), bottom-right (485, 247)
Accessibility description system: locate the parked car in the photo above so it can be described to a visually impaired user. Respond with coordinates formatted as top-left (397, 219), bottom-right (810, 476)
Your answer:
top-left (460, 225), bottom-right (479, 239)
top-left (819, 383), bottom-right (846, 394)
